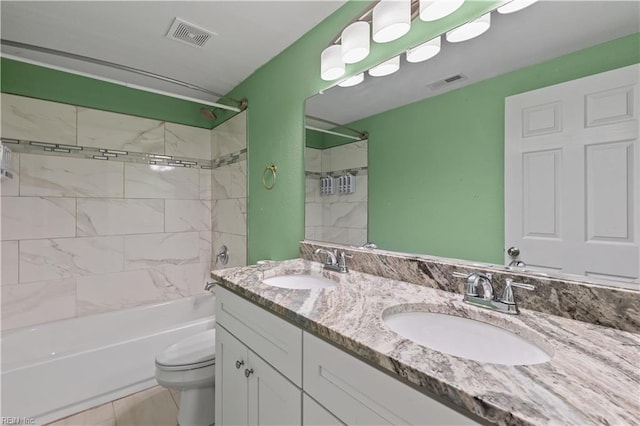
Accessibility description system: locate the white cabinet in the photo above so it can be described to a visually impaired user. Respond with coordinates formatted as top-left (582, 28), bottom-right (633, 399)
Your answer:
top-left (247, 349), bottom-right (301, 425)
top-left (303, 394), bottom-right (344, 426)
top-left (216, 325), bottom-right (301, 425)
top-left (216, 325), bottom-right (249, 425)
top-left (215, 287), bottom-right (302, 425)
top-left (215, 286), bottom-right (476, 426)
top-left (303, 332), bottom-right (478, 426)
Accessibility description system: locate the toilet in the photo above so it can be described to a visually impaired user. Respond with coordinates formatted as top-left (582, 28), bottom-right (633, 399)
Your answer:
top-left (155, 329), bottom-right (216, 426)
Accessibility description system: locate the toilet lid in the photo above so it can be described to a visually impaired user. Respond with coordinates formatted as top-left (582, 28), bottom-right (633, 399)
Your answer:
top-left (156, 329), bottom-right (216, 367)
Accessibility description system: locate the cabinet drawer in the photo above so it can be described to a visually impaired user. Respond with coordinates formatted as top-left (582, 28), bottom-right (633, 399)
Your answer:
top-left (216, 286), bottom-right (302, 386)
top-left (303, 332), bottom-right (477, 425)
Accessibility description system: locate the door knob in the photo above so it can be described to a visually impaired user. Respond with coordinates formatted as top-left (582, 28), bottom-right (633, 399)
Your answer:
top-left (244, 368), bottom-right (254, 378)
top-left (235, 360), bottom-right (244, 369)
top-left (507, 246), bottom-right (520, 257)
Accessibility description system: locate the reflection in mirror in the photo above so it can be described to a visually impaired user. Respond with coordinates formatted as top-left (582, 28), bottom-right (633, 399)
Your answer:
top-left (304, 116), bottom-right (368, 246)
top-left (305, 1), bottom-right (639, 289)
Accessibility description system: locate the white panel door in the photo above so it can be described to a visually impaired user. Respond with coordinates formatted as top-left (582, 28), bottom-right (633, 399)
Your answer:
top-left (505, 64), bottom-right (639, 287)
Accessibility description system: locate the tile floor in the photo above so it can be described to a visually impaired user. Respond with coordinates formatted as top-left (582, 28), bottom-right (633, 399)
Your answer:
top-left (46, 386), bottom-right (180, 426)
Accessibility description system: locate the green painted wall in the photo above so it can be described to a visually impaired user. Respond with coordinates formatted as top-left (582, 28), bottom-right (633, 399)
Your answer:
top-left (226, 0), bottom-right (498, 263)
top-left (305, 129), bottom-right (325, 149)
top-left (344, 33), bottom-right (639, 264)
top-left (1, 58), bottom-right (219, 129)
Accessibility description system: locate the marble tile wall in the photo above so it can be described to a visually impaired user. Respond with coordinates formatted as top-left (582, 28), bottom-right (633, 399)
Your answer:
top-left (305, 141), bottom-right (368, 246)
top-left (0, 94), bottom-right (214, 330)
top-left (211, 112), bottom-right (247, 269)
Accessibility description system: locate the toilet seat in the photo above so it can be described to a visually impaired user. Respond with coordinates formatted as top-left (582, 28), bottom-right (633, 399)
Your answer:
top-left (156, 358), bottom-right (215, 371)
top-left (155, 329), bottom-right (215, 370)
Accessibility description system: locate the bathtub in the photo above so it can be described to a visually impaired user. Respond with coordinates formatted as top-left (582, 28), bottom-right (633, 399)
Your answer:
top-left (1, 294), bottom-right (215, 425)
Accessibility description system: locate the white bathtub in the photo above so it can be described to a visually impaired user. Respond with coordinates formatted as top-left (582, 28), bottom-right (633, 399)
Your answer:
top-left (1, 294), bottom-right (215, 425)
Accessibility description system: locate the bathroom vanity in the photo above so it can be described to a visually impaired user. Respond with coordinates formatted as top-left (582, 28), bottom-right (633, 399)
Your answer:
top-left (211, 242), bottom-right (639, 425)
top-left (215, 285), bottom-right (475, 425)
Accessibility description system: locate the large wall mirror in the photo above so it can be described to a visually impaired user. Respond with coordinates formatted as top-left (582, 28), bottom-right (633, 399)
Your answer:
top-left (304, 1), bottom-right (639, 289)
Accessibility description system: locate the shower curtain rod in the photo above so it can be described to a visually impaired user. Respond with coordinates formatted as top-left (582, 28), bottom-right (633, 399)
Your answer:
top-left (0, 39), bottom-right (245, 113)
top-left (305, 125), bottom-right (363, 141)
top-left (305, 115), bottom-right (367, 140)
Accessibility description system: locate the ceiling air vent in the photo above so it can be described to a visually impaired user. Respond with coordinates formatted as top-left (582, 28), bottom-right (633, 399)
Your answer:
top-left (425, 74), bottom-right (467, 91)
top-left (166, 18), bottom-right (215, 47)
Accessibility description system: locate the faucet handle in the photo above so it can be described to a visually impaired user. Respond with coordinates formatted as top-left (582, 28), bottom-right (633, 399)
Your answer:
top-left (501, 279), bottom-right (535, 304)
top-left (451, 272), bottom-right (469, 278)
top-left (338, 251), bottom-right (353, 271)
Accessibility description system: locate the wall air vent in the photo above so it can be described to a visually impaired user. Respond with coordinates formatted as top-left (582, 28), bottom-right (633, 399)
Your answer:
top-left (425, 74), bottom-right (467, 91)
top-left (166, 18), bottom-right (216, 47)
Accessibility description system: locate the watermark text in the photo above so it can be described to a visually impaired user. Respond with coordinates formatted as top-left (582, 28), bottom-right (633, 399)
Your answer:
top-left (1, 417), bottom-right (36, 425)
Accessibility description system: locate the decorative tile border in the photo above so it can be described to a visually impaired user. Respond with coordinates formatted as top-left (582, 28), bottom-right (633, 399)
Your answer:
top-left (1, 137), bottom-right (214, 169)
top-left (214, 148), bottom-right (247, 168)
top-left (2, 137), bottom-right (248, 170)
top-left (300, 241), bottom-right (640, 333)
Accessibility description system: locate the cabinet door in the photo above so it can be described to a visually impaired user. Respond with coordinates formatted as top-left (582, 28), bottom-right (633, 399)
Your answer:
top-left (303, 393), bottom-right (344, 426)
top-left (216, 325), bottom-right (249, 426)
top-left (247, 350), bottom-right (301, 426)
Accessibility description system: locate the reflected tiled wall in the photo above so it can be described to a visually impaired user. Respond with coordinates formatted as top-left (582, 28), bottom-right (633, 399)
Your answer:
top-left (211, 113), bottom-right (247, 269)
top-left (305, 140), bottom-right (368, 246)
top-left (0, 94), bottom-right (214, 330)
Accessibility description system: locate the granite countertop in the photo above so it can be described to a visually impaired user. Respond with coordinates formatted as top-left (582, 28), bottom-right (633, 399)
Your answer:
top-left (211, 258), bottom-right (640, 426)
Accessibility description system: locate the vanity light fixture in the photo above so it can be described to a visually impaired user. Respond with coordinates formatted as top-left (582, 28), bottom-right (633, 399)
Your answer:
top-left (445, 12), bottom-right (491, 43)
top-left (369, 55), bottom-right (400, 77)
top-left (419, 0), bottom-right (465, 22)
top-left (341, 21), bottom-right (370, 64)
top-left (372, 0), bottom-right (412, 43)
top-left (497, 0), bottom-right (538, 14)
top-left (338, 73), bottom-right (365, 87)
top-left (321, 44), bottom-right (346, 81)
top-left (406, 36), bottom-right (441, 63)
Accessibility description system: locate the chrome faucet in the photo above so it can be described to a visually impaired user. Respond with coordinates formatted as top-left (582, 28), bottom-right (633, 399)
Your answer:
top-left (314, 248), bottom-right (352, 273)
top-left (465, 273), bottom-right (494, 300)
top-left (453, 272), bottom-right (535, 315)
top-left (314, 248), bottom-right (337, 265)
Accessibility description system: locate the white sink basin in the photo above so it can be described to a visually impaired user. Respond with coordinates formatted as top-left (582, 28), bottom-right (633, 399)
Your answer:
top-left (384, 311), bottom-right (551, 365)
top-left (262, 275), bottom-right (336, 290)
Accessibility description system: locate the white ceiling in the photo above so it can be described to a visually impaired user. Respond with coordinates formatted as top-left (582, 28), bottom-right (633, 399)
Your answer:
top-left (0, 1), bottom-right (347, 104)
top-left (306, 1), bottom-right (640, 128)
